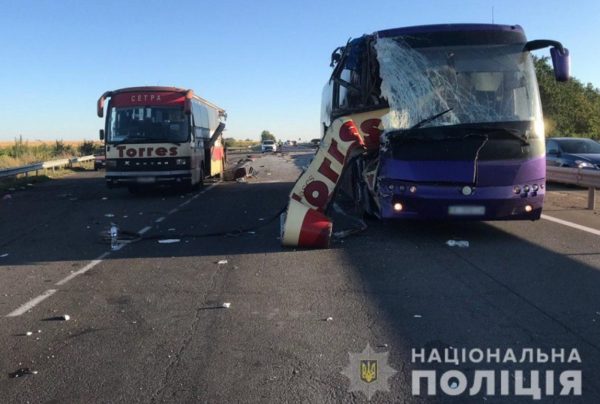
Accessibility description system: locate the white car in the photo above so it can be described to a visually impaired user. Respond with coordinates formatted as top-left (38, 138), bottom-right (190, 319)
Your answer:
top-left (261, 140), bottom-right (277, 153)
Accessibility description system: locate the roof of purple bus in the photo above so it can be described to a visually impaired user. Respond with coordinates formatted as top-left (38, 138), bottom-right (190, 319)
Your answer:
top-left (376, 23), bottom-right (524, 38)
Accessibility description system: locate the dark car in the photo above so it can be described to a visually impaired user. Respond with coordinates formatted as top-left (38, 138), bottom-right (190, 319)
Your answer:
top-left (546, 137), bottom-right (600, 170)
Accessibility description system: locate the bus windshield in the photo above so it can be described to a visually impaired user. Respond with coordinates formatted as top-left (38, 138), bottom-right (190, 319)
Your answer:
top-left (375, 38), bottom-right (543, 136)
top-left (107, 106), bottom-right (189, 144)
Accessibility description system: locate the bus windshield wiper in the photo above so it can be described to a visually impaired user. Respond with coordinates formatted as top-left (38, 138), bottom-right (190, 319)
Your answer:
top-left (111, 137), bottom-right (148, 147)
top-left (410, 108), bottom-right (453, 130)
top-left (386, 108), bottom-right (454, 140)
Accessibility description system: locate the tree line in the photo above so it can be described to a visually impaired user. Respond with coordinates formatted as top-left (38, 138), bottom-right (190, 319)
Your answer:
top-left (535, 57), bottom-right (600, 139)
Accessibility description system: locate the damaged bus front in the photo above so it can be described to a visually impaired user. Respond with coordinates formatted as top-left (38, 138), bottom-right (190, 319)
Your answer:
top-left (97, 86), bottom-right (226, 192)
top-left (282, 24), bottom-right (570, 248)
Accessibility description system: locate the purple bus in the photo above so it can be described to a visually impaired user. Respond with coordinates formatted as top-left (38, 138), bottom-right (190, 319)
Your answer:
top-left (321, 24), bottom-right (570, 221)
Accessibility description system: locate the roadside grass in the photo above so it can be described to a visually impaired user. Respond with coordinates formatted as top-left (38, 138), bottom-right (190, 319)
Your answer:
top-left (0, 137), bottom-right (102, 169)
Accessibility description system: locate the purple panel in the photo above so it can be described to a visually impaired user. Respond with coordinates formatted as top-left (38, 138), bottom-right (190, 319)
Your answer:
top-left (380, 160), bottom-right (475, 183)
top-left (376, 24), bottom-right (524, 38)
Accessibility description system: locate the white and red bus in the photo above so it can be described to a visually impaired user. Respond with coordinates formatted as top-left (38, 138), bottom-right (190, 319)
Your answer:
top-left (97, 86), bottom-right (226, 191)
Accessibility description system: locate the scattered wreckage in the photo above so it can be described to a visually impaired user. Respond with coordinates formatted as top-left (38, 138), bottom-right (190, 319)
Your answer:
top-left (281, 24), bottom-right (570, 248)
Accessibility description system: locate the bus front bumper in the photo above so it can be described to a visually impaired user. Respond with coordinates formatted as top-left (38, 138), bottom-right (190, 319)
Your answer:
top-left (106, 170), bottom-right (192, 188)
top-left (377, 182), bottom-right (545, 221)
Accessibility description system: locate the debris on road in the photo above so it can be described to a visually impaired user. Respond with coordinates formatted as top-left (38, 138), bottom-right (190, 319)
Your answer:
top-left (0, 253), bottom-right (8, 258)
top-left (325, 316), bottom-right (333, 321)
top-left (168, 228), bottom-right (176, 231)
top-left (158, 239), bottom-right (180, 244)
top-left (110, 225), bottom-right (119, 250)
top-left (222, 302), bottom-right (231, 309)
top-left (446, 240), bottom-right (470, 248)
top-left (8, 368), bottom-right (38, 378)
top-left (2, 194), bottom-right (12, 200)
top-left (104, 213), bottom-right (115, 218)
top-left (42, 315), bottom-right (71, 321)
top-left (413, 314), bottom-right (423, 318)
top-left (101, 197), bottom-right (108, 200)
top-left (217, 259), bottom-right (228, 265)
top-left (26, 331), bottom-right (33, 336)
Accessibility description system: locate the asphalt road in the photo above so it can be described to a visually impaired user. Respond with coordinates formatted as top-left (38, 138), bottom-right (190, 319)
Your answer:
top-left (1, 148), bottom-right (599, 403)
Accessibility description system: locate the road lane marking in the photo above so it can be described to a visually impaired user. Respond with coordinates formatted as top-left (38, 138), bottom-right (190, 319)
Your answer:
top-left (541, 214), bottom-right (600, 237)
top-left (6, 184), bottom-right (220, 317)
top-left (200, 183), bottom-right (217, 194)
top-left (6, 289), bottom-right (58, 317)
top-left (179, 200), bottom-right (191, 207)
top-left (55, 252), bottom-right (110, 286)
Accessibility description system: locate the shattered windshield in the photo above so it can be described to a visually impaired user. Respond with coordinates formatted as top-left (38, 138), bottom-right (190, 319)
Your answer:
top-left (375, 37), bottom-right (543, 135)
top-left (108, 106), bottom-right (189, 143)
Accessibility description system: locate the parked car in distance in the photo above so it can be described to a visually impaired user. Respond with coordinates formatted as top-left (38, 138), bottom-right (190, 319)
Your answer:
top-left (310, 138), bottom-right (321, 148)
top-left (546, 137), bottom-right (600, 169)
top-left (261, 140), bottom-right (277, 153)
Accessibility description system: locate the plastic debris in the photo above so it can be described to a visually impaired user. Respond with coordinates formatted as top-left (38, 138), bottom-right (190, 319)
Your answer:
top-left (101, 197), bottom-right (108, 200)
top-left (158, 239), bottom-right (180, 244)
top-left (446, 240), bottom-right (469, 248)
top-left (258, 218), bottom-right (265, 221)
top-left (217, 259), bottom-right (228, 265)
top-left (247, 231), bottom-right (256, 235)
top-left (2, 194), bottom-right (12, 200)
top-left (325, 316), bottom-right (333, 321)
top-left (9, 368), bottom-right (37, 378)
top-left (413, 314), bottom-right (422, 318)
top-left (168, 228), bottom-right (176, 231)
top-left (222, 302), bottom-right (231, 309)
top-left (0, 253), bottom-right (8, 258)
top-left (110, 225), bottom-right (119, 250)
top-left (26, 331), bottom-right (33, 336)
top-left (62, 314), bottom-right (71, 321)
top-left (104, 213), bottom-right (115, 218)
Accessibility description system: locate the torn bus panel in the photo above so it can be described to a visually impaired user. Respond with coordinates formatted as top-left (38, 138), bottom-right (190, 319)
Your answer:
top-left (281, 118), bottom-right (364, 248)
top-left (283, 24), bottom-right (570, 248)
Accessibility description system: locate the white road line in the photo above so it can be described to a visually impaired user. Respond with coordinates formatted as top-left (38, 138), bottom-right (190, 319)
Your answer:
top-left (6, 289), bottom-right (58, 317)
top-left (541, 214), bottom-right (600, 237)
top-left (6, 183), bottom-right (220, 317)
top-left (200, 183), bottom-right (217, 194)
top-left (179, 200), bottom-right (191, 207)
top-left (55, 252), bottom-right (110, 286)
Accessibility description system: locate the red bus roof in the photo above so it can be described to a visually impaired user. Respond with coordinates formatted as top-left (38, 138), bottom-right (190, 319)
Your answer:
top-left (97, 86), bottom-right (225, 117)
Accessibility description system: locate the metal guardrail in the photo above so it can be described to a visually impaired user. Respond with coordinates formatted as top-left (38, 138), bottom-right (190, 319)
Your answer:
top-left (0, 155), bottom-right (95, 179)
top-left (547, 166), bottom-right (600, 210)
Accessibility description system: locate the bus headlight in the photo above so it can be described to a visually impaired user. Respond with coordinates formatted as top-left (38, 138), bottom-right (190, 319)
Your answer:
top-left (393, 202), bottom-right (403, 211)
top-left (175, 158), bottom-right (187, 166)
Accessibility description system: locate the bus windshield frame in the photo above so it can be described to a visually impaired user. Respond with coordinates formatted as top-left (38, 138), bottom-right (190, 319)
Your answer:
top-left (376, 37), bottom-right (544, 136)
top-left (107, 105), bottom-right (190, 144)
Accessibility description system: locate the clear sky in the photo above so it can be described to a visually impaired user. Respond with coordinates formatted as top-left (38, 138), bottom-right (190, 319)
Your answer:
top-left (0, 0), bottom-right (598, 141)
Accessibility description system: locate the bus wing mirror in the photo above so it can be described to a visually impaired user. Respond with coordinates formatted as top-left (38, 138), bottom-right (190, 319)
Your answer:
top-left (97, 91), bottom-right (111, 118)
top-left (550, 47), bottom-right (570, 82)
top-left (99, 129), bottom-right (105, 141)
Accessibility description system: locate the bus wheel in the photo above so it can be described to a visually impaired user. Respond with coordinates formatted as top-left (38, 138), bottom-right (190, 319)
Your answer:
top-left (198, 167), bottom-right (205, 186)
